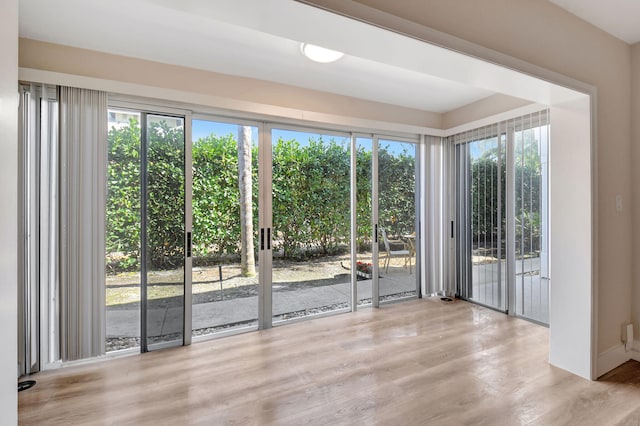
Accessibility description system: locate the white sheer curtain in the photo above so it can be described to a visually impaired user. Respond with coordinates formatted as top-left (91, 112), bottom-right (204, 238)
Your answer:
top-left (422, 135), bottom-right (456, 296)
top-left (59, 87), bottom-right (107, 361)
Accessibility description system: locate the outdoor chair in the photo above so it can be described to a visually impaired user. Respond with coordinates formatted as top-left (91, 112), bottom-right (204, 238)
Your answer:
top-left (380, 227), bottom-right (413, 274)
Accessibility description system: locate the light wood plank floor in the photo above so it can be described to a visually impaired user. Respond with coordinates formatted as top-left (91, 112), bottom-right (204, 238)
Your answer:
top-left (19, 298), bottom-right (640, 425)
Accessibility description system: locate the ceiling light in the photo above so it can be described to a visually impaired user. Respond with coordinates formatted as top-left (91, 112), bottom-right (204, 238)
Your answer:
top-left (301, 43), bottom-right (344, 63)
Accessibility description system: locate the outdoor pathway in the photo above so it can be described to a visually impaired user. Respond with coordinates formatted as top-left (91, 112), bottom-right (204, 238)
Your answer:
top-left (470, 257), bottom-right (549, 322)
top-left (107, 273), bottom-right (417, 338)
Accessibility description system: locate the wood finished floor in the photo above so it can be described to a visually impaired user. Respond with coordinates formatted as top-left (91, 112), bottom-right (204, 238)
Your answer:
top-left (19, 298), bottom-right (640, 425)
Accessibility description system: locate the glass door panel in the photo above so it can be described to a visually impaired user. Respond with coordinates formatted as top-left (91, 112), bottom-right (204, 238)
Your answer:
top-left (191, 119), bottom-right (259, 336)
top-left (355, 137), bottom-right (373, 306)
top-left (271, 128), bottom-right (351, 322)
top-left (514, 123), bottom-right (549, 323)
top-left (377, 139), bottom-right (418, 302)
top-left (106, 109), bottom-right (142, 352)
top-left (456, 134), bottom-right (506, 311)
top-left (144, 114), bottom-right (185, 349)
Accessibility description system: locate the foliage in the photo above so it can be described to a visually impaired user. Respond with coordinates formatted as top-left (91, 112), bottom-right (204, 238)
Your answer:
top-left (271, 138), bottom-right (416, 258)
top-left (355, 262), bottom-right (372, 275)
top-left (378, 144), bottom-right (416, 237)
top-left (355, 146), bottom-right (373, 251)
top-left (514, 132), bottom-right (543, 253)
top-left (467, 131), bottom-right (544, 258)
top-left (106, 118), bottom-right (186, 271)
top-left (107, 122), bottom-right (418, 272)
top-left (192, 134), bottom-right (258, 259)
top-left (470, 147), bottom-right (505, 254)
top-left (146, 120), bottom-right (186, 269)
top-left (106, 118), bottom-right (141, 272)
top-left (272, 137), bottom-right (352, 258)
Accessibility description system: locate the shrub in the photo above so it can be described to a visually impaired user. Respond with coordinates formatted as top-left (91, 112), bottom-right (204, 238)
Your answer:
top-left (106, 123), bottom-right (418, 272)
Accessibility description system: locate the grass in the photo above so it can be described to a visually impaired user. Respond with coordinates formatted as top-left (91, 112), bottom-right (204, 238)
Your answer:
top-left (106, 282), bottom-right (250, 306)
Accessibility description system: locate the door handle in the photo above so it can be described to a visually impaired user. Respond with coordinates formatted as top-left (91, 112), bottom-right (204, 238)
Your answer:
top-left (267, 228), bottom-right (271, 250)
top-left (260, 228), bottom-right (265, 250)
top-left (375, 224), bottom-right (378, 243)
top-left (186, 232), bottom-right (192, 258)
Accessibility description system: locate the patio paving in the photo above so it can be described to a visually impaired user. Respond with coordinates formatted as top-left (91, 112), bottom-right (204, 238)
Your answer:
top-left (469, 256), bottom-right (549, 323)
top-left (106, 268), bottom-right (418, 338)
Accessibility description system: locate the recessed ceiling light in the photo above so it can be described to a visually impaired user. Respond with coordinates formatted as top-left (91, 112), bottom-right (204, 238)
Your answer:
top-left (301, 43), bottom-right (344, 63)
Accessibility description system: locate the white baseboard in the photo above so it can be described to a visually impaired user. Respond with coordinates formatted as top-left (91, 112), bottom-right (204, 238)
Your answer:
top-left (597, 344), bottom-right (632, 377)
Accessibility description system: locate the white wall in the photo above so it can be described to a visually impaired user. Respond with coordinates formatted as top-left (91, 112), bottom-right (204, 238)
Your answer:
top-left (442, 94), bottom-right (533, 129)
top-left (631, 43), bottom-right (640, 354)
top-left (549, 97), bottom-right (594, 378)
top-left (0, 0), bottom-right (19, 423)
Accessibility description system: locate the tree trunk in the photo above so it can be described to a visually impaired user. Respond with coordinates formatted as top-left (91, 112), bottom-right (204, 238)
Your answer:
top-left (238, 126), bottom-right (256, 276)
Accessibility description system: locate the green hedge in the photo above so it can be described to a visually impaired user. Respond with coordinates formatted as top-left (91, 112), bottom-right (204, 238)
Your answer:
top-left (469, 137), bottom-right (542, 256)
top-left (192, 133), bottom-right (258, 260)
top-left (106, 119), bottom-right (416, 272)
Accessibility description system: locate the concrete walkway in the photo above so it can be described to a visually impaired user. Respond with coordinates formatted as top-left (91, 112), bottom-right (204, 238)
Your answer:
top-left (469, 257), bottom-right (549, 323)
top-left (107, 273), bottom-right (417, 338)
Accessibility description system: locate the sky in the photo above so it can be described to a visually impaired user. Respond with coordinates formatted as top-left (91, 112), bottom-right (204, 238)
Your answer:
top-left (192, 119), bottom-right (415, 156)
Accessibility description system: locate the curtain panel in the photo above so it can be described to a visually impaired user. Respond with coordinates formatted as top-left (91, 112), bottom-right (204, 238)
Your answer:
top-left (58, 87), bottom-right (107, 361)
top-left (423, 135), bottom-right (456, 296)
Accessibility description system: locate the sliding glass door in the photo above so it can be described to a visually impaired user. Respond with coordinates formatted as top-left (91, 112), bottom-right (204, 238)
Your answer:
top-left (355, 137), bottom-right (374, 306)
top-left (456, 132), bottom-right (507, 311)
top-left (513, 119), bottom-right (549, 323)
top-left (106, 109), bottom-right (142, 352)
top-left (190, 118), bottom-right (259, 336)
top-left (143, 114), bottom-right (186, 349)
top-left (106, 109), bottom-right (187, 352)
top-left (106, 118), bottom-right (424, 344)
top-left (270, 127), bottom-right (352, 322)
top-left (455, 111), bottom-right (549, 324)
top-left (28, 97), bottom-right (427, 366)
top-left (376, 137), bottom-right (419, 302)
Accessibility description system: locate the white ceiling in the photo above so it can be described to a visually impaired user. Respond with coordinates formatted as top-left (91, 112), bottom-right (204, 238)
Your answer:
top-left (549, 0), bottom-right (640, 44)
top-left (18, 0), bottom-right (584, 114)
top-left (18, 0), bottom-right (495, 113)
